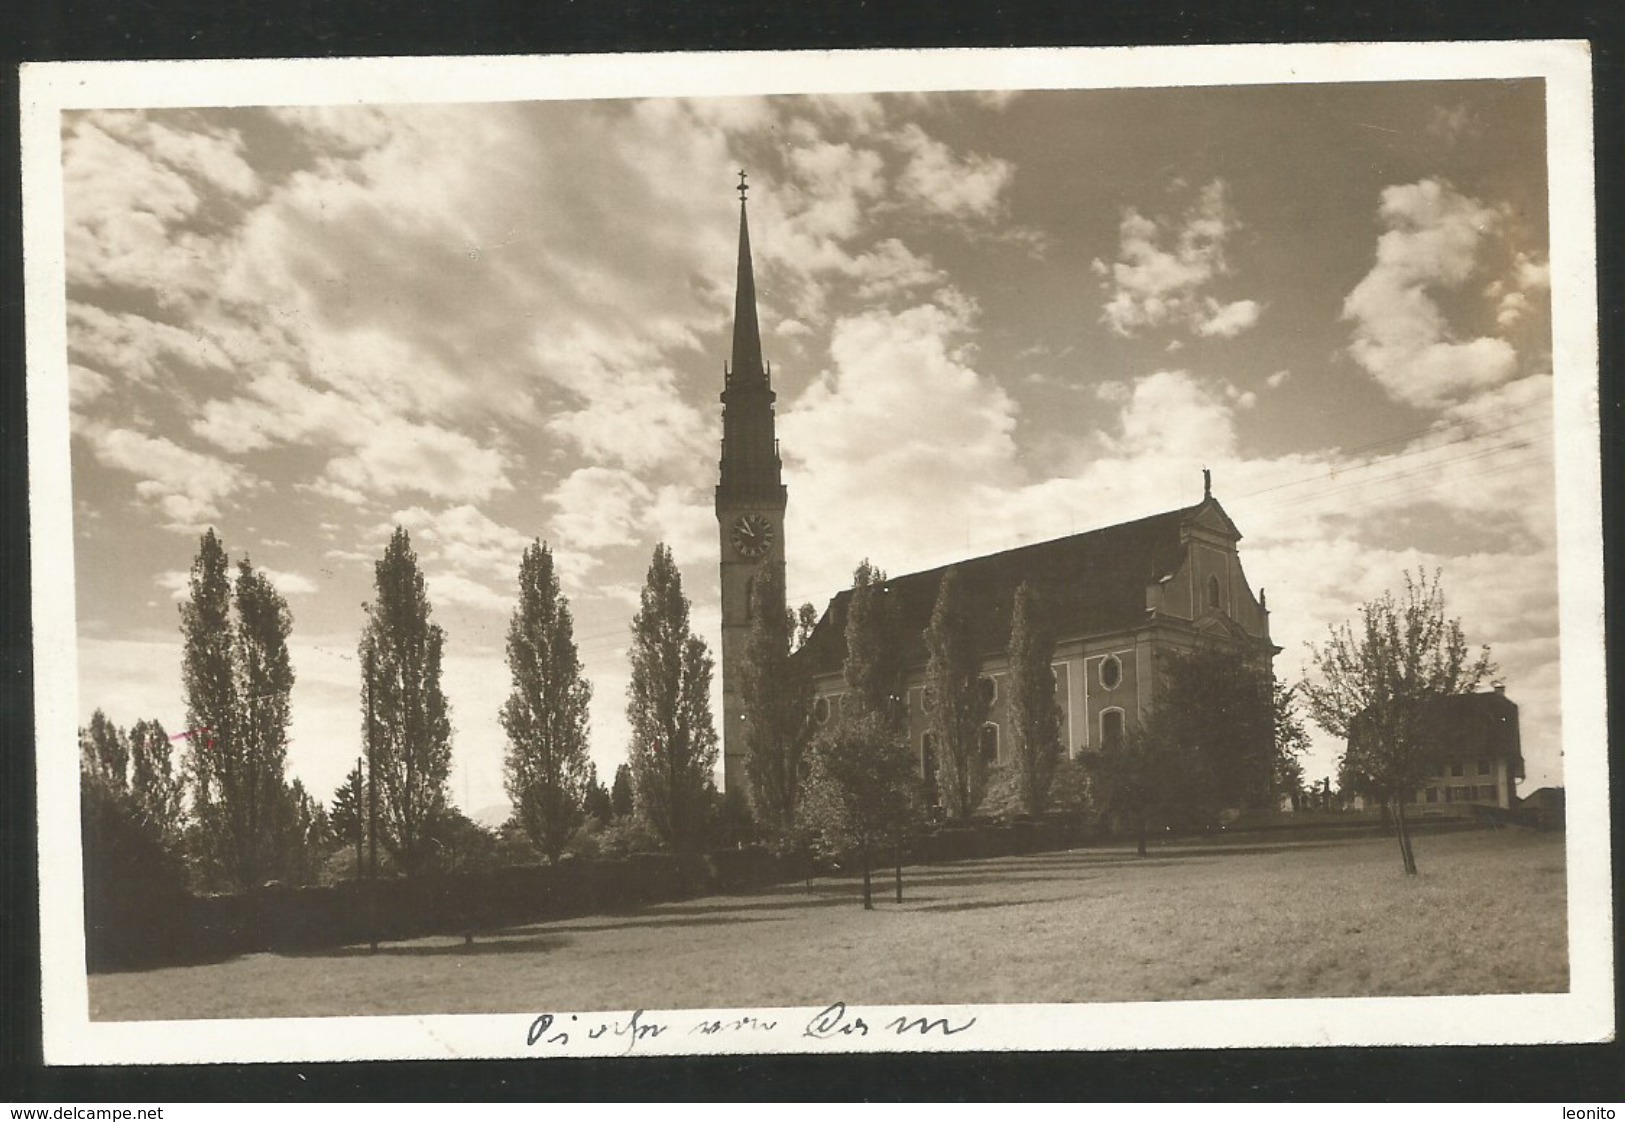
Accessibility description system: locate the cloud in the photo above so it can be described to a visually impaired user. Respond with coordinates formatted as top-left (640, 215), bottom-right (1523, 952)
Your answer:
top-left (257, 567), bottom-right (318, 596)
top-left (83, 424), bottom-right (255, 531)
top-left (1094, 180), bottom-right (1261, 340)
top-left (549, 468), bottom-right (653, 555)
top-left (1266, 369), bottom-right (1292, 389)
top-left (1341, 178), bottom-right (1522, 409)
top-left (1194, 298), bottom-right (1262, 339)
top-left (893, 123), bottom-right (1015, 224)
top-left (322, 419), bottom-right (512, 504)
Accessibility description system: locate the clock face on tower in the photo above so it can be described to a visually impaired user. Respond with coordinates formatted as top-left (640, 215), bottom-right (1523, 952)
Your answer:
top-left (730, 513), bottom-right (774, 559)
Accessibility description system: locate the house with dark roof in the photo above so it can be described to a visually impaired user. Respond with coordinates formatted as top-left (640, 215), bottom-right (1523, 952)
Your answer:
top-left (1406, 686), bottom-right (1524, 810)
top-left (792, 475), bottom-right (1280, 790)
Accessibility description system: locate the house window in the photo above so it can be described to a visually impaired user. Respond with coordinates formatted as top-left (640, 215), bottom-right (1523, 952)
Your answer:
top-left (813, 696), bottom-right (831, 724)
top-left (1479, 785), bottom-right (1498, 802)
top-left (978, 676), bottom-right (998, 707)
top-left (1476, 759), bottom-right (1491, 775)
top-left (1101, 708), bottom-right (1125, 749)
top-left (744, 576), bottom-right (755, 620)
top-left (1207, 575), bottom-right (1221, 610)
top-left (1099, 655), bottom-right (1123, 690)
top-left (979, 723), bottom-right (999, 764)
top-left (1425, 788), bottom-right (1438, 803)
top-left (1450, 762), bottom-right (1464, 777)
top-left (1451, 785), bottom-right (1471, 802)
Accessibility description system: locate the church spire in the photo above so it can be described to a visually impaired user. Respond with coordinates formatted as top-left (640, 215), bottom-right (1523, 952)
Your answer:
top-left (730, 169), bottom-right (765, 385)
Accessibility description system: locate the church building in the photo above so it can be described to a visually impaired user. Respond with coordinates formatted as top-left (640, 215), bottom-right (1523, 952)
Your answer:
top-left (714, 178), bottom-right (1277, 799)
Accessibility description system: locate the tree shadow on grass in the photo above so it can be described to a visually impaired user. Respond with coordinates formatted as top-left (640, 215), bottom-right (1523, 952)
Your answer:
top-left (302, 914), bottom-right (780, 957)
top-left (906, 895), bottom-right (1072, 914)
top-left (901, 872), bottom-right (1096, 889)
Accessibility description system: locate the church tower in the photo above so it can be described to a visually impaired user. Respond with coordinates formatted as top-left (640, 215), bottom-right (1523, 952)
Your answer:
top-left (716, 171), bottom-right (787, 797)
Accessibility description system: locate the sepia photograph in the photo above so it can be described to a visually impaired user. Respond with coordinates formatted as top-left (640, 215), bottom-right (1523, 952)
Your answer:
top-left (21, 43), bottom-right (1610, 1064)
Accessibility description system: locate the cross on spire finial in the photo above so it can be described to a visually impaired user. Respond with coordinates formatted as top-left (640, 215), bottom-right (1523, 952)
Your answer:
top-left (737, 169), bottom-right (748, 203)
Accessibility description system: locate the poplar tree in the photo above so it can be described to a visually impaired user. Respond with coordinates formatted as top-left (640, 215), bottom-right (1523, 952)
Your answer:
top-left (181, 531), bottom-right (300, 889)
top-left (501, 540), bottom-right (593, 863)
top-left (229, 559), bottom-right (297, 883)
top-left (610, 763), bottom-right (635, 818)
top-left (924, 567), bottom-right (992, 819)
top-left (625, 544), bottom-right (719, 853)
top-left (180, 528), bottom-right (236, 825)
top-left (843, 560), bottom-right (903, 724)
top-left (1007, 581), bottom-right (1062, 816)
top-left (740, 562), bottom-right (813, 837)
top-left (360, 527), bottom-right (453, 876)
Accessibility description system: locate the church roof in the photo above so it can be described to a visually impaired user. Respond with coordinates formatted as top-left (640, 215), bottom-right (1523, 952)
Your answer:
top-left (797, 497), bottom-right (1227, 676)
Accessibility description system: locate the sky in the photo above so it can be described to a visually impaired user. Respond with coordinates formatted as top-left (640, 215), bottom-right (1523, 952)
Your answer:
top-left (59, 78), bottom-right (1561, 820)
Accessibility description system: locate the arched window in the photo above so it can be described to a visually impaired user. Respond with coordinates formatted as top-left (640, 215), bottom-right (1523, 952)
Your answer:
top-left (813, 696), bottom-right (831, 724)
top-left (1099, 654), bottom-right (1122, 690)
top-left (978, 676), bottom-right (998, 707)
top-left (1101, 707), bottom-right (1125, 749)
top-left (744, 575), bottom-right (755, 620)
top-left (1207, 575), bottom-right (1221, 611)
top-left (979, 722), bottom-right (999, 763)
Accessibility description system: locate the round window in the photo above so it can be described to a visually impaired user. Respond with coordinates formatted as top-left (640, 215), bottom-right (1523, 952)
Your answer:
top-left (813, 696), bottom-right (831, 723)
top-left (1100, 655), bottom-right (1123, 690)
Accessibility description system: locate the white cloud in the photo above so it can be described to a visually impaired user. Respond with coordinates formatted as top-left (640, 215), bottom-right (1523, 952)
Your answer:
top-left (1095, 180), bottom-right (1261, 340)
top-left (1342, 179), bottom-right (1522, 409)
top-left (323, 419), bottom-right (511, 504)
top-left (1266, 369), bottom-right (1292, 389)
top-left (893, 123), bottom-right (1015, 224)
top-left (1195, 298), bottom-right (1262, 339)
top-left (549, 468), bottom-right (654, 555)
top-left (256, 567), bottom-right (318, 596)
top-left (83, 424), bottom-right (255, 531)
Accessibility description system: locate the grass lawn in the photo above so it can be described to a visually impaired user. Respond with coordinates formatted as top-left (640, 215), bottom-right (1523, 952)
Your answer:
top-left (87, 828), bottom-right (1568, 1020)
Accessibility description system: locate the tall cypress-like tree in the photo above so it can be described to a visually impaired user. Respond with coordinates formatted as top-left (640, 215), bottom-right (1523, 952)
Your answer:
top-left (501, 540), bottom-right (593, 863)
top-left (360, 527), bottom-right (453, 876)
top-left (610, 763), bottom-right (635, 818)
top-left (625, 544), bottom-right (718, 853)
top-left (924, 567), bottom-right (992, 819)
top-left (180, 529), bottom-right (236, 825)
top-left (1007, 581), bottom-right (1062, 816)
top-left (739, 563), bottom-right (813, 838)
top-left (181, 531), bottom-right (300, 889)
top-left (843, 560), bottom-right (903, 724)
top-left (230, 559), bottom-right (297, 884)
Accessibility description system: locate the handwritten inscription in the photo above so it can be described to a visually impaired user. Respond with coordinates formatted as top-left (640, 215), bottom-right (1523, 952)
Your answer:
top-left (525, 1003), bottom-right (975, 1053)
top-left (803, 1002), bottom-right (976, 1040)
